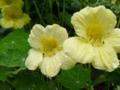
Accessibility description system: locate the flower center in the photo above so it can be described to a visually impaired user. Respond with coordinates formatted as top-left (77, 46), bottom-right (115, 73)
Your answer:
top-left (3, 6), bottom-right (23, 20)
top-left (87, 24), bottom-right (104, 39)
top-left (40, 36), bottom-right (62, 56)
top-left (86, 23), bottom-right (105, 46)
top-left (4, 8), bottom-right (23, 20)
top-left (5, 0), bottom-right (12, 5)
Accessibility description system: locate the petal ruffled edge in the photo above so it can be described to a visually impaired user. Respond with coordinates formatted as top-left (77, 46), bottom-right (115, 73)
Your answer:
top-left (59, 51), bottom-right (76, 70)
top-left (71, 5), bottom-right (116, 37)
top-left (0, 18), bottom-right (14, 28)
top-left (105, 28), bottom-right (120, 53)
top-left (25, 49), bottom-right (43, 70)
top-left (91, 44), bottom-right (119, 72)
top-left (28, 24), bottom-right (45, 49)
top-left (45, 24), bottom-right (68, 44)
top-left (63, 37), bottom-right (94, 64)
top-left (40, 55), bottom-right (62, 78)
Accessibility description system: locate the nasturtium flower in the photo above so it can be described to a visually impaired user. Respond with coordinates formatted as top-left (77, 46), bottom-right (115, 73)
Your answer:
top-left (111, 0), bottom-right (117, 4)
top-left (63, 6), bottom-right (120, 72)
top-left (0, 0), bottom-right (23, 8)
top-left (0, 5), bottom-right (30, 29)
top-left (25, 24), bottom-right (75, 77)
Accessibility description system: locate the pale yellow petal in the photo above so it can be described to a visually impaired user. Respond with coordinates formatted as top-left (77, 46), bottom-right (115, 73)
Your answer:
top-left (105, 28), bottom-right (120, 53)
top-left (46, 24), bottom-right (68, 44)
top-left (111, 0), bottom-right (117, 4)
top-left (63, 37), bottom-right (94, 64)
top-left (0, 0), bottom-right (7, 8)
top-left (59, 51), bottom-right (76, 70)
top-left (0, 18), bottom-right (14, 28)
top-left (2, 5), bottom-right (23, 19)
top-left (25, 49), bottom-right (43, 70)
top-left (0, 5), bottom-right (30, 29)
top-left (71, 5), bottom-right (116, 38)
top-left (22, 13), bottom-right (31, 25)
top-left (0, 0), bottom-right (23, 8)
top-left (40, 55), bottom-right (61, 77)
top-left (28, 24), bottom-right (45, 49)
top-left (92, 44), bottom-right (119, 72)
top-left (14, 13), bottom-right (30, 29)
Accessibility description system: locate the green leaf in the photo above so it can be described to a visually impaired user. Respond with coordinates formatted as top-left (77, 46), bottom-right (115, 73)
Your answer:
top-left (116, 85), bottom-right (120, 90)
top-left (0, 81), bottom-right (13, 89)
top-left (59, 12), bottom-right (72, 27)
top-left (57, 65), bottom-right (90, 90)
top-left (0, 66), bottom-right (15, 81)
top-left (105, 68), bottom-right (120, 85)
top-left (0, 30), bottom-right (29, 68)
top-left (92, 75), bottom-right (106, 86)
top-left (10, 70), bottom-right (49, 90)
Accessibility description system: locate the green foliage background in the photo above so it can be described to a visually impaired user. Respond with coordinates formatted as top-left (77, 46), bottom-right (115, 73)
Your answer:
top-left (0, 0), bottom-right (120, 90)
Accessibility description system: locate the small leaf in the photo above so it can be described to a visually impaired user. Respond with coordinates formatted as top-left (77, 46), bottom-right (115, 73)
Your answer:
top-left (0, 81), bottom-right (13, 89)
top-left (0, 30), bottom-right (29, 67)
top-left (59, 12), bottom-right (72, 27)
top-left (105, 68), bottom-right (120, 85)
top-left (10, 70), bottom-right (49, 90)
top-left (0, 66), bottom-right (15, 81)
top-left (57, 65), bottom-right (90, 90)
top-left (116, 85), bottom-right (120, 90)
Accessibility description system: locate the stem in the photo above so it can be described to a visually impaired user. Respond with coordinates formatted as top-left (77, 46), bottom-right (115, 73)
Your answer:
top-left (56, 0), bottom-right (60, 17)
top-left (90, 86), bottom-right (94, 90)
top-left (33, 0), bottom-right (45, 24)
top-left (33, 0), bottom-right (41, 21)
top-left (117, 16), bottom-right (120, 28)
top-left (24, 0), bottom-right (31, 29)
top-left (88, 65), bottom-right (94, 90)
top-left (92, 75), bottom-right (106, 86)
top-left (63, 0), bottom-right (65, 14)
top-left (25, 0), bottom-right (29, 14)
top-left (61, 0), bottom-right (66, 25)
top-left (49, 0), bottom-right (53, 13)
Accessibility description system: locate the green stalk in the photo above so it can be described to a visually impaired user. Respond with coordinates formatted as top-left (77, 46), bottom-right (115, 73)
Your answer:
top-left (24, 0), bottom-right (31, 29)
top-left (117, 16), bottom-right (120, 28)
top-left (61, 0), bottom-right (66, 25)
top-left (33, 0), bottom-right (45, 24)
top-left (25, 0), bottom-right (29, 14)
top-left (49, 0), bottom-right (53, 13)
top-left (88, 65), bottom-right (94, 90)
top-left (55, 0), bottom-right (60, 18)
top-left (63, 0), bottom-right (65, 14)
top-left (92, 75), bottom-right (106, 86)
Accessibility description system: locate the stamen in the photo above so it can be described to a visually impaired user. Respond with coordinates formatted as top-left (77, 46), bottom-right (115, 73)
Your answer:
top-left (40, 36), bottom-right (62, 56)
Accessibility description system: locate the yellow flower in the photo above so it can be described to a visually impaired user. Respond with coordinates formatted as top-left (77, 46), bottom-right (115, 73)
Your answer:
top-left (111, 0), bottom-right (117, 4)
top-left (63, 6), bottom-right (120, 72)
top-left (25, 24), bottom-right (75, 77)
top-left (0, 0), bottom-right (23, 8)
top-left (0, 5), bottom-right (30, 29)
